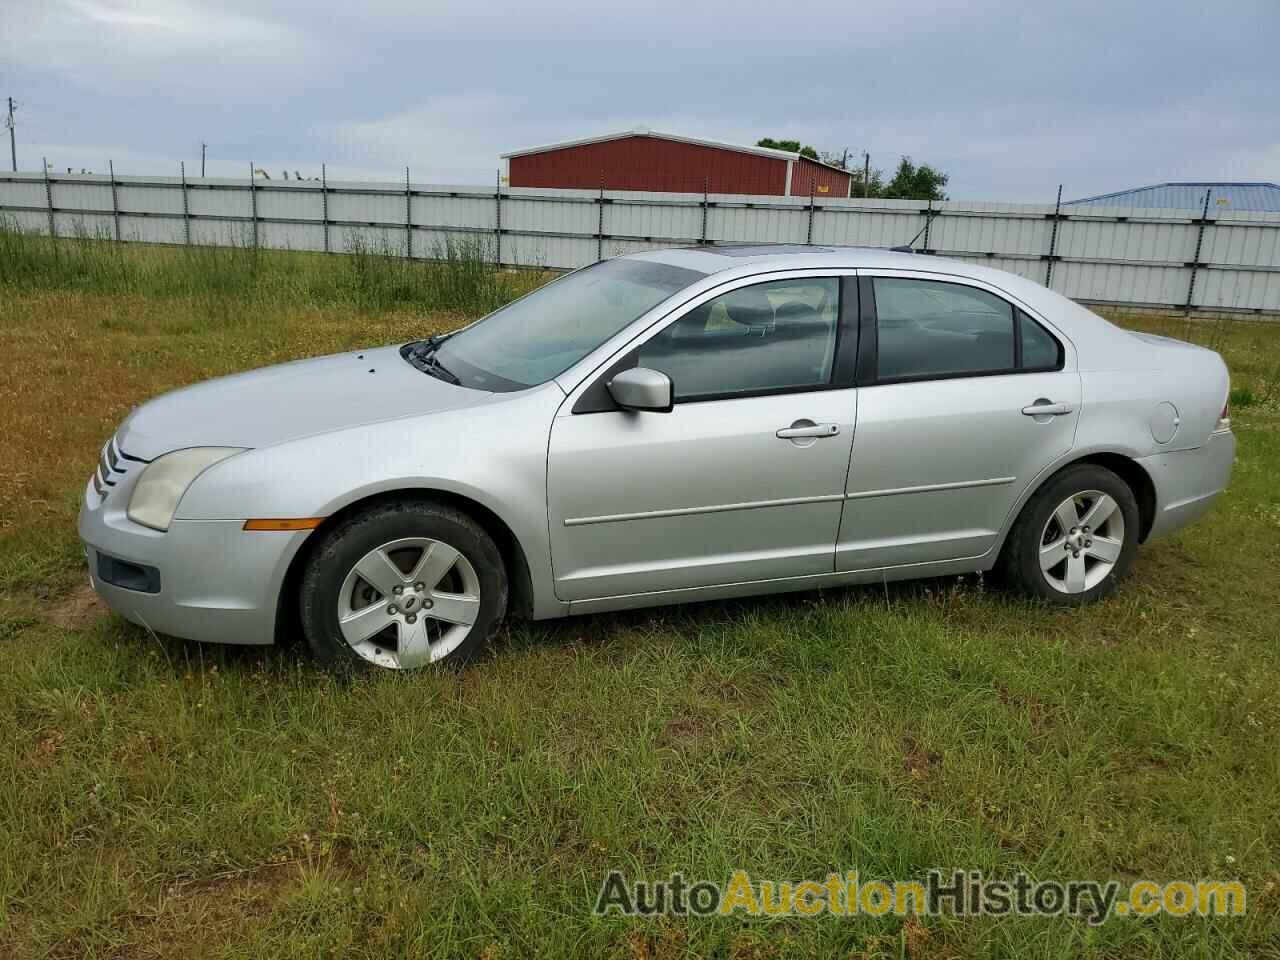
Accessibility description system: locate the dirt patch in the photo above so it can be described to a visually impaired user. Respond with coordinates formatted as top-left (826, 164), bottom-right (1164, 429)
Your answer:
top-left (852, 918), bottom-right (944, 960)
top-left (32, 730), bottom-right (66, 766)
top-left (995, 683), bottom-right (1056, 735)
top-left (662, 712), bottom-right (719, 748)
top-left (902, 735), bottom-right (942, 779)
top-left (118, 862), bottom-right (301, 959)
top-left (697, 670), bottom-right (784, 710)
top-left (164, 858), bottom-right (299, 902)
top-left (625, 923), bottom-right (689, 960)
top-left (0, 614), bottom-right (40, 642)
top-left (1131, 540), bottom-right (1202, 601)
top-left (902, 917), bottom-right (930, 958)
top-left (42, 583), bottom-right (107, 631)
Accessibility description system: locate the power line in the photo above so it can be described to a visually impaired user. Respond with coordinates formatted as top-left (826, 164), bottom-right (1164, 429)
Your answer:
top-left (5, 97), bottom-right (15, 172)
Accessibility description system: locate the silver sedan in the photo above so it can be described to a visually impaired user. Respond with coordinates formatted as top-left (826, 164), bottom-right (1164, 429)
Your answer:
top-left (79, 246), bottom-right (1235, 669)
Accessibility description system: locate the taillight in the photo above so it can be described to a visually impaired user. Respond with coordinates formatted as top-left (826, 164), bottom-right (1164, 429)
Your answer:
top-left (1217, 394), bottom-right (1231, 432)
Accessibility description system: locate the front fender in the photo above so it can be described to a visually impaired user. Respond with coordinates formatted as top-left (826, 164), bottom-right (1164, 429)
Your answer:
top-left (175, 383), bottom-right (567, 618)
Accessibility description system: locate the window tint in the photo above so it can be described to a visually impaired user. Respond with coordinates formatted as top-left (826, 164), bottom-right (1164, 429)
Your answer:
top-left (637, 278), bottom-right (839, 401)
top-left (1019, 310), bottom-right (1062, 369)
top-left (873, 278), bottom-right (1014, 380)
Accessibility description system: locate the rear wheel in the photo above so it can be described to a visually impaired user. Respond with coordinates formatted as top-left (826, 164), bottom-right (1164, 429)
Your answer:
top-left (1002, 464), bottom-right (1139, 604)
top-left (300, 500), bottom-right (507, 669)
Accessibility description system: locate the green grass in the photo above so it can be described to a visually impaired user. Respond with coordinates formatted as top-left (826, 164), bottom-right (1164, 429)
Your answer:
top-left (1, 231), bottom-right (1278, 958)
top-left (0, 218), bottom-right (535, 315)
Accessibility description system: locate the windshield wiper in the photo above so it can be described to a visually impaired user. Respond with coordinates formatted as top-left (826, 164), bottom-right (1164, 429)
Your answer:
top-left (402, 336), bottom-right (461, 385)
top-left (422, 353), bottom-right (460, 385)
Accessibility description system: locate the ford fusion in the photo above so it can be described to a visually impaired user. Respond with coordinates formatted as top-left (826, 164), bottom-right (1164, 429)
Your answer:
top-left (80, 246), bottom-right (1234, 669)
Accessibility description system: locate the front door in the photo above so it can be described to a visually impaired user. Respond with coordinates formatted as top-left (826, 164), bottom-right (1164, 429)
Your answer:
top-left (837, 273), bottom-right (1081, 570)
top-left (548, 274), bottom-right (858, 601)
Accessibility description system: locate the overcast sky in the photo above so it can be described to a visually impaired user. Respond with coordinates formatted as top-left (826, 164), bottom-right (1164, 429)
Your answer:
top-left (3, 0), bottom-right (1275, 200)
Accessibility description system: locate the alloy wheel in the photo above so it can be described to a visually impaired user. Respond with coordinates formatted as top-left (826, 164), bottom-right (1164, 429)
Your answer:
top-left (1038, 490), bottom-right (1126, 595)
top-left (336, 537), bottom-right (481, 668)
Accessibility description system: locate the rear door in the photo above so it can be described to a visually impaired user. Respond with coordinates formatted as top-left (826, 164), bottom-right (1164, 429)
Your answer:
top-left (837, 272), bottom-right (1080, 570)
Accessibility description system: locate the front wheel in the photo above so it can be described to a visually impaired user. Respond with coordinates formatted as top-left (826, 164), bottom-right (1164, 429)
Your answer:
top-left (1001, 464), bottom-right (1139, 604)
top-left (299, 500), bottom-right (507, 669)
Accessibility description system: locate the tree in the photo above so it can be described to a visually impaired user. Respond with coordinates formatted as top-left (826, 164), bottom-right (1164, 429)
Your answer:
top-left (757, 137), bottom-right (818, 160)
top-left (852, 168), bottom-right (885, 198)
top-left (818, 149), bottom-right (885, 197)
top-left (758, 139), bottom-right (950, 199)
top-left (819, 150), bottom-right (849, 170)
top-left (881, 156), bottom-right (948, 201)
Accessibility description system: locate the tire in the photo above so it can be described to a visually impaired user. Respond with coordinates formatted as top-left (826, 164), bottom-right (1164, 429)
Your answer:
top-left (1001, 463), bottom-right (1139, 605)
top-left (299, 500), bottom-right (507, 670)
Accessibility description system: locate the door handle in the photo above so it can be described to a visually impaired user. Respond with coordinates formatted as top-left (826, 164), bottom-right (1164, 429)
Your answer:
top-left (1020, 400), bottom-right (1073, 417)
top-left (776, 422), bottom-right (841, 439)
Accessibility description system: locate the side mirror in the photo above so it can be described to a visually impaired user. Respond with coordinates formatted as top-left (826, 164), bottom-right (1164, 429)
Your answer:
top-left (607, 367), bottom-right (673, 413)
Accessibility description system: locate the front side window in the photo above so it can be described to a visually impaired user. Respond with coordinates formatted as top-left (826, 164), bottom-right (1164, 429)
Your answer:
top-left (432, 259), bottom-right (704, 391)
top-left (873, 278), bottom-right (1015, 380)
top-left (637, 278), bottom-right (840, 401)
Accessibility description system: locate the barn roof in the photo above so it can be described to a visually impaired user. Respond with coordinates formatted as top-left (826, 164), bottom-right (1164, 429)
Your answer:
top-left (1065, 182), bottom-right (1280, 212)
top-left (500, 128), bottom-right (850, 174)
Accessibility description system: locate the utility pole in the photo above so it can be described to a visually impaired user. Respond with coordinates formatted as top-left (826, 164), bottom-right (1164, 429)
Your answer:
top-left (6, 97), bottom-right (15, 172)
top-left (200, 142), bottom-right (207, 178)
top-left (863, 152), bottom-right (871, 198)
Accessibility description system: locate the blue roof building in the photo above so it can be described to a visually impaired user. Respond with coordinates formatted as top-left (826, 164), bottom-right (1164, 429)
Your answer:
top-left (1065, 182), bottom-right (1280, 212)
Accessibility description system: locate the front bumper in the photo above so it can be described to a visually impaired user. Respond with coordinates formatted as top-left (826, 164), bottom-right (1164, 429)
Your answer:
top-left (78, 478), bottom-right (309, 646)
top-left (1140, 429), bottom-right (1236, 541)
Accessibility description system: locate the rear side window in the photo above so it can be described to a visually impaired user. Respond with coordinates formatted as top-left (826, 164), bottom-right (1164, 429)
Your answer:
top-left (1019, 309), bottom-right (1063, 370)
top-left (873, 278), bottom-right (1014, 379)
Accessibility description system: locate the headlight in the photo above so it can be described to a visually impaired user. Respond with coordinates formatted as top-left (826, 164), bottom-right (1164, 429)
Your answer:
top-left (127, 447), bottom-right (246, 531)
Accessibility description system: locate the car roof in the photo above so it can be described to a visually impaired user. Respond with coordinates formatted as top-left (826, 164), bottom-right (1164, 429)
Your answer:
top-left (624, 243), bottom-right (979, 279)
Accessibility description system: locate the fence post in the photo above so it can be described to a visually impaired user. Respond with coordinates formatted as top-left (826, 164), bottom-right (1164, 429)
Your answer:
top-left (108, 158), bottom-right (121, 242)
top-left (1185, 189), bottom-right (1213, 313)
top-left (321, 163), bottom-right (329, 254)
top-left (701, 177), bottom-right (709, 244)
top-left (806, 177), bottom-right (816, 244)
top-left (180, 161), bottom-right (191, 246)
top-left (597, 174), bottom-right (605, 261)
top-left (494, 169), bottom-right (502, 268)
top-left (248, 162), bottom-right (258, 248)
top-left (1044, 184), bottom-right (1063, 289)
top-left (404, 166), bottom-right (413, 260)
top-left (42, 156), bottom-right (55, 238)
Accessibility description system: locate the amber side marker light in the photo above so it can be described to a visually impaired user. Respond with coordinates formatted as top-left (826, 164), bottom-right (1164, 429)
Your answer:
top-left (243, 518), bottom-right (326, 531)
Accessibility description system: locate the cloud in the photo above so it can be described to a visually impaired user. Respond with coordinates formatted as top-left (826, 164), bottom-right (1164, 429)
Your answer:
top-left (64, 0), bottom-right (285, 42)
top-left (4, 0), bottom-right (1276, 199)
top-left (319, 95), bottom-right (524, 182)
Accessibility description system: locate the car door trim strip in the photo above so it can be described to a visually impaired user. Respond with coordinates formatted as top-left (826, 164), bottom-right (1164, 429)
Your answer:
top-left (845, 476), bottom-right (1016, 500)
top-left (563, 493), bottom-right (846, 527)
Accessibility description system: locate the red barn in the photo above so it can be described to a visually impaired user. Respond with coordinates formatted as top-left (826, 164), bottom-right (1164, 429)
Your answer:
top-left (501, 128), bottom-right (852, 197)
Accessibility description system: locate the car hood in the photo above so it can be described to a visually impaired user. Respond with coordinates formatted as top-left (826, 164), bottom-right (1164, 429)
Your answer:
top-left (117, 345), bottom-right (499, 461)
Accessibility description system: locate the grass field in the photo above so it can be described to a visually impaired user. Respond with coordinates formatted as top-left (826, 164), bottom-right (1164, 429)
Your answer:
top-left (1, 231), bottom-right (1278, 958)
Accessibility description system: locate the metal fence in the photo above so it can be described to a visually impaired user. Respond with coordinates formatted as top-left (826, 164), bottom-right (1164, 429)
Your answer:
top-left (3, 168), bottom-right (1280, 314)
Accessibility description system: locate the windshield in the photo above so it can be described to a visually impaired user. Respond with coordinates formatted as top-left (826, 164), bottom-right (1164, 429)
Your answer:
top-left (430, 258), bottom-right (705, 391)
